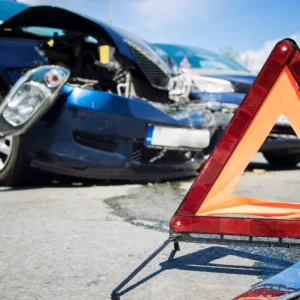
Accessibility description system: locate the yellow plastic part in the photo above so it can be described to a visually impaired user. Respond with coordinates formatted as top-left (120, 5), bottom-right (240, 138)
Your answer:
top-left (99, 45), bottom-right (110, 64)
top-left (47, 39), bottom-right (55, 47)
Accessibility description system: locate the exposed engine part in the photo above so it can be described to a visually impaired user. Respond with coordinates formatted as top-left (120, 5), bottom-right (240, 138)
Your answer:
top-left (168, 72), bottom-right (192, 103)
top-left (68, 77), bottom-right (99, 88)
top-left (149, 148), bottom-right (167, 163)
top-left (2, 27), bottom-right (196, 111)
top-left (117, 72), bottom-right (131, 98)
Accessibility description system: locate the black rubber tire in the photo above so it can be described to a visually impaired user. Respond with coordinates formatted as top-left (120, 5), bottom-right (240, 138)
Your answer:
top-left (204, 127), bottom-right (225, 155)
top-left (263, 151), bottom-right (300, 167)
top-left (0, 91), bottom-right (35, 186)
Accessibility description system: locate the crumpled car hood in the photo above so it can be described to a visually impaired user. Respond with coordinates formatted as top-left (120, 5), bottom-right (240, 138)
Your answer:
top-left (0, 5), bottom-right (168, 72)
top-left (184, 68), bottom-right (256, 87)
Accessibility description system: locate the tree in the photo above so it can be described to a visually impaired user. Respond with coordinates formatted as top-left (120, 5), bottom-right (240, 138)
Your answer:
top-left (220, 46), bottom-right (240, 62)
top-left (220, 46), bottom-right (256, 74)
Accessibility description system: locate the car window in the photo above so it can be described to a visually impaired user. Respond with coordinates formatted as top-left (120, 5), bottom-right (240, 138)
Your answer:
top-left (0, 1), bottom-right (64, 37)
top-left (22, 27), bottom-right (65, 37)
top-left (154, 44), bottom-right (249, 72)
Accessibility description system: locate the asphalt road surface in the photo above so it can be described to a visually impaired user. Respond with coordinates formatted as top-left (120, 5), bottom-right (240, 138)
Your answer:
top-left (1, 153), bottom-right (300, 300)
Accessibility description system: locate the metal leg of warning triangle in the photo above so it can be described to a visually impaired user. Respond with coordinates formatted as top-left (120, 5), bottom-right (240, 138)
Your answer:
top-left (111, 234), bottom-right (181, 300)
top-left (174, 239), bottom-right (180, 251)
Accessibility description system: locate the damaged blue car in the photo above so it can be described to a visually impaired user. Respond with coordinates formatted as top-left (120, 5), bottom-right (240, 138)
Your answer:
top-left (0, 2), bottom-right (215, 185)
top-left (154, 43), bottom-right (300, 166)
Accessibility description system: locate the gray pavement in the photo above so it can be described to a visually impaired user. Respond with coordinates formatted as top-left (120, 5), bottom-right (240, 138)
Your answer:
top-left (1, 153), bottom-right (300, 300)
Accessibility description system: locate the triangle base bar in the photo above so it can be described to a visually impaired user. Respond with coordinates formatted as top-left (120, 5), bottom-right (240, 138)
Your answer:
top-left (170, 230), bottom-right (300, 248)
top-left (171, 216), bottom-right (300, 238)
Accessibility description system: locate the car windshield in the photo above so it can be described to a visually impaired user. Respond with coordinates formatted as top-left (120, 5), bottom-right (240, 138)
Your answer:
top-left (154, 43), bottom-right (248, 72)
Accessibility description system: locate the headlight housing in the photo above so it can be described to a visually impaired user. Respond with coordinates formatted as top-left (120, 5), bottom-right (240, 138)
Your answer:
top-left (193, 76), bottom-right (235, 93)
top-left (0, 66), bottom-right (70, 136)
top-left (168, 72), bottom-right (192, 102)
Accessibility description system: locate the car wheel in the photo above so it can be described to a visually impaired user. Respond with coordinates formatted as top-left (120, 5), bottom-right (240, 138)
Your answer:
top-left (262, 151), bottom-right (300, 167)
top-left (0, 90), bottom-right (35, 186)
top-left (204, 127), bottom-right (225, 155)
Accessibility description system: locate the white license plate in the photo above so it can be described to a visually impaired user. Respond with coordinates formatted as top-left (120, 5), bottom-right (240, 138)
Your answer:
top-left (276, 114), bottom-right (290, 126)
top-left (145, 125), bottom-right (210, 149)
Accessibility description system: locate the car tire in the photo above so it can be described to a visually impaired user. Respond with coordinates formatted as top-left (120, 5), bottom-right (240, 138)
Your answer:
top-left (262, 151), bottom-right (300, 167)
top-left (0, 90), bottom-right (35, 186)
top-left (204, 127), bottom-right (225, 155)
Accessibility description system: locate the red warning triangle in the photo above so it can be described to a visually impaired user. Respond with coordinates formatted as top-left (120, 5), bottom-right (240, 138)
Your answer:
top-left (171, 39), bottom-right (300, 238)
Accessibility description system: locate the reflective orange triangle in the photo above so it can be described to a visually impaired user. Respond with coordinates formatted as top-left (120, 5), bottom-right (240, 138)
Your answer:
top-left (170, 39), bottom-right (300, 238)
top-left (196, 66), bottom-right (300, 219)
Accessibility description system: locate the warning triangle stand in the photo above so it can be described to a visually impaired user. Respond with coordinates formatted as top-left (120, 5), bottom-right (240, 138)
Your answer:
top-left (111, 39), bottom-right (300, 300)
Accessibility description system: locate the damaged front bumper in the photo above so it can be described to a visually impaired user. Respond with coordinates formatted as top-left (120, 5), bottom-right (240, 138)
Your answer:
top-left (196, 93), bottom-right (300, 154)
top-left (2, 67), bottom-right (215, 180)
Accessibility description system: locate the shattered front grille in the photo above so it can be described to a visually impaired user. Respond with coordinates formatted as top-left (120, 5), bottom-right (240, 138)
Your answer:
top-left (126, 41), bottom-right (170, 88)
top-left (131, 139), bottom-right (198, 164)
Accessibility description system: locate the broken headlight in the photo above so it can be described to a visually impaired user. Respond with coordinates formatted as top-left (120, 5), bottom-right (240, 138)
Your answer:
top-left (193, 76), bottom-right (235, 93)
top-left (0, 66), bottom-right (70, 136)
